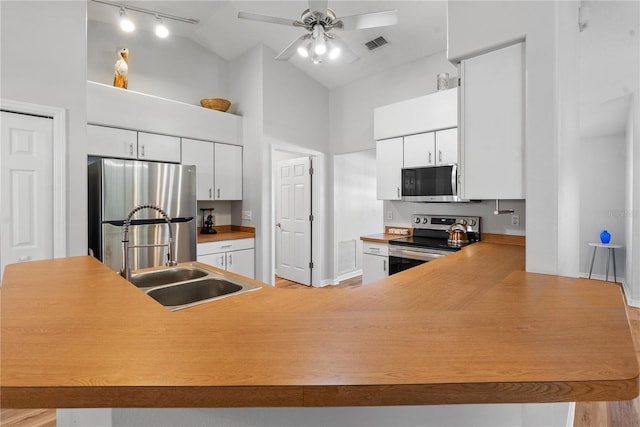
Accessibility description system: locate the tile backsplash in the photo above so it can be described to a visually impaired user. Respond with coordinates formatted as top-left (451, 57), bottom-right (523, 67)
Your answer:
top-left (383, 200), bottom-right (526, 236)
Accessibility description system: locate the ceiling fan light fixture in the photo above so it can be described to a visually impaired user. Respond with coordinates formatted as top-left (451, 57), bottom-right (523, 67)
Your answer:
top-left (297, 45), bottom-right (309, 58)
top-left (313, 36), bottom-right (327, 55)
top-left (119, 7), bottom-right (135, 32)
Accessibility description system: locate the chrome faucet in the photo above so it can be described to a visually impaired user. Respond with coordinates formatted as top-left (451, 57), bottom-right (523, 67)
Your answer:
top-left (120, 204), bottom-right (178, 281)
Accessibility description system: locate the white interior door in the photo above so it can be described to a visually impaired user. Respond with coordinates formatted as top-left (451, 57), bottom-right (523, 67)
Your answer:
top-left (276, 157), bottom-right (311, 286)
top-left (1, 111), bottom-right (54, 278)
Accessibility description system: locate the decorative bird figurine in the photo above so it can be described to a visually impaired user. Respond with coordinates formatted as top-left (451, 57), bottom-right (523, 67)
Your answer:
top-left (113, 47), bottom-right (129, 89)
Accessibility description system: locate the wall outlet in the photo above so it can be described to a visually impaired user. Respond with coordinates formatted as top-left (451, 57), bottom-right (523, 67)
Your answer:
top-left (241, 210), bottom-right (252, 221)
top-left (511, 214), bottom-right (520, 227)
top-left (386, 211), bottom-right (393, 220)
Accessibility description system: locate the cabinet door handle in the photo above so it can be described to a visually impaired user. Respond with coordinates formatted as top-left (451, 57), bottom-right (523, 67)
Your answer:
top-left (438, 150), bottom-right (442, 163)
top-left (209, 188), bottom-right (212, 199)
top-left (370, 247), bottom-right (380, 253)
top-left (429, 152), bottom-right (432, 164)
top-left (221, 245), bottom-right (232, 249)
top-left (228, 254), bottom-right (232, 266)
top-left (140, 145), bottom-right (145, 157)
top-left (219, 255), bottom-right (225, 268)
top-left (383, 259), bottom-right (387, 272)
top-left (217, 188), bottom-right (221, 198)
top-left (128, 143), bottom-right (134, 156)
top-left (397, 187), bottom-right (400, 198)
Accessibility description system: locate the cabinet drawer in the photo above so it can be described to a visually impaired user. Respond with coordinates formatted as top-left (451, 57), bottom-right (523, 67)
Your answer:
top-left (197, 238), bottom-right (255, 255)
top-left (362, 242), bottom-right (389, 256)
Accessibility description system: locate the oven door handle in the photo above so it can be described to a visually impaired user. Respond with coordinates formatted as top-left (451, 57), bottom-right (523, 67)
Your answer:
top-left (389, 248), bottom-right (448, 262)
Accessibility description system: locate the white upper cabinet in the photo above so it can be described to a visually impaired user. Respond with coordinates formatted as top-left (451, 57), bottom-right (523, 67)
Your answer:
top-left (182, 138), bottom-right (214, 200)
top-left (376, 137), bottom-right (403, 200)
top-left (137, 132), bottom-right (181, 163)
top-left (182, 139), bottom-right (243, 201)
top-left (435, 128), bottom-right (458, 165)
top-left (403, 132), bottom-right (435, 168)
top-left (87, 125), bottom-right (180, 163)
top-left (374, 88), bottom-right (458, 140)
top-left (403, 128), bottom-right (458, 168)
top-left (87, 125), bottom-right (137, 159)
top-left (459, 42), bottom-right (524, 200)
top-left (214, 143), bottom-right (243, 200)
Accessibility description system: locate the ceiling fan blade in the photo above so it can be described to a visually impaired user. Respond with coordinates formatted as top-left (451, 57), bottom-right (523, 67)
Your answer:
top-left (308, 0), bottom-right (328, 13)
top-left (334, 10), bottom-right (398, 30)
top-left (274, 35), bottom-right (309, 61)
top-left (326, 34), bottom-right (359, 63)
top-left (238, 11), bottom-right (302, 27)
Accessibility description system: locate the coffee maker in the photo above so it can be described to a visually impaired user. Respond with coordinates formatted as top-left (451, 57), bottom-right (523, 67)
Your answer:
top-left (200, 209), bottom-right (216, 234)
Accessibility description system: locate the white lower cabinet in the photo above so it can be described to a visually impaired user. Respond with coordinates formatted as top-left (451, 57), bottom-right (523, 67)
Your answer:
top-left (197, 238), bottom-right (255, 280)
top-left (362, 242), bottom-right (389, 285)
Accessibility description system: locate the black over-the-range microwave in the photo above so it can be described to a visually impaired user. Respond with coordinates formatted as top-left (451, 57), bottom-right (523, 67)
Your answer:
top-left (401, 164), bottom-right (463, 202)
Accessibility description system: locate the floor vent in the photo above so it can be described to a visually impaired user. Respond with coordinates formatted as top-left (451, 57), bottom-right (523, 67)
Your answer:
top-left (365, 36), bottom-right (388, 51)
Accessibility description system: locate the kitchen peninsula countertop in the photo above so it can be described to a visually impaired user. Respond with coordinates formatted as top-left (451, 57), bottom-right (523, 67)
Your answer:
top-left (197, 225), bottom-right (255, 243)
top-left (1, 243), bottom-right (637, 408)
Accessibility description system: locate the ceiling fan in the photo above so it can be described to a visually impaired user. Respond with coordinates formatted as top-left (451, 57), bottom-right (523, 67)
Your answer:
top-left (238, 0), bottom-right (398, 64)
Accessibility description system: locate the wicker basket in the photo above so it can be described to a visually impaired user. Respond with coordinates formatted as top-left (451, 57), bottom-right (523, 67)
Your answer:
top-left (200, 98), bottom-right (231, 112)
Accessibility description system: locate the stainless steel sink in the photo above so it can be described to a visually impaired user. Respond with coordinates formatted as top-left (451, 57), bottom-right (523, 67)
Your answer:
top-left (129, 265), bottom-right (209, 288)
top-left (127, 264), bottom-right (261, 311)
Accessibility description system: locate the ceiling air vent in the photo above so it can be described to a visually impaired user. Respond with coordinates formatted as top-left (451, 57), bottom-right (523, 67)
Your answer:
top-left (365, 36), bottom-right (388, 51)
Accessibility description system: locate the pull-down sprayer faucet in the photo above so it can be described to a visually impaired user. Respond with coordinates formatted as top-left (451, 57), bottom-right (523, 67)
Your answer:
top-left (120, 204), bottom-right (177, 281)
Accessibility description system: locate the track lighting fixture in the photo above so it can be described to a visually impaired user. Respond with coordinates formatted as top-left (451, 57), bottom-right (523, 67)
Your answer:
top-left (154, 16), bottom-right (169, 39)
top-left (119, 7), bottom-right (135, 32)
top-left (92, 0), bottom-right (198, 38)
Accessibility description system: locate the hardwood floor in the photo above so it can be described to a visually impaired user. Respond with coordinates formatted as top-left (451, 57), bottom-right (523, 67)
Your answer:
top-left (2, 277), bottom-right (637, 426)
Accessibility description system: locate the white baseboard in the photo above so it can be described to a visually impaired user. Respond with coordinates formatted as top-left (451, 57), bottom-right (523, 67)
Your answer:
top-left (319, 270), bottom-right (363, 287)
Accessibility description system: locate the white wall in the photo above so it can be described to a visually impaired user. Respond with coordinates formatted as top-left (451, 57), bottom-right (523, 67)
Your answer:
top-left (334, 150), bottom-right (383, 279)
top-left (229, 46), bottom-right (266, 280)
top-left (448, 1), bottom-right (579, 276)
top-left (626, 92), bottom-right (640, 306)
top-left (87, 20), bottom-right (229, 107)
top-left (579, 133), bottom-right (627, 279)
top-left (0, 0), bottom-right (88, 257)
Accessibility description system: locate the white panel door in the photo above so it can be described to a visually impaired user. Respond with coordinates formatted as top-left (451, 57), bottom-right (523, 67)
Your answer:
top-left (276, 157), bottom-right (311, 286)
top-left (182, 138), bottom-right (214, 200)
top-left (214, 143), bottom-right (242, 200)
top-left (1, 112), bottom-right (54, 277)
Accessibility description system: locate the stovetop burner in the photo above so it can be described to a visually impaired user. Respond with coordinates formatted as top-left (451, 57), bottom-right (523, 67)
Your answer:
top-left (389, 215), bottom-right (481, 251)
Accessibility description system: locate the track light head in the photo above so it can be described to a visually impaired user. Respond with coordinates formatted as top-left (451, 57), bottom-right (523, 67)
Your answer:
top-left (119, 7), bottom-right (135, 32)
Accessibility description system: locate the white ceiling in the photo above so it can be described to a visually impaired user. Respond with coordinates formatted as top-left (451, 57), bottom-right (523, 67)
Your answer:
top-left (88, 0), bottom-right (639, 136)
top-left (87, 0), bottom-right (448, 89)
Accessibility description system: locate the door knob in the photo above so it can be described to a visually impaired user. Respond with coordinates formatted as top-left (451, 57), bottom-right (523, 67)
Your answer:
top-left (276, 223), bottom-right (281, 228)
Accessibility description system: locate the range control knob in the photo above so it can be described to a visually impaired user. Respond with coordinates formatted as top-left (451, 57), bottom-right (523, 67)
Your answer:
top-left (422, 217), bottom-right (429, 224)
top-left (415, 217), bottom-right (421, 224)
top-left (469, 219), bottom-right (477, 227)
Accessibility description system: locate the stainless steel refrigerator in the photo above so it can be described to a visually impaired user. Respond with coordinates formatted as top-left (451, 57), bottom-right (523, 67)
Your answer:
top-left (88, 158), bottom-right (197, 273)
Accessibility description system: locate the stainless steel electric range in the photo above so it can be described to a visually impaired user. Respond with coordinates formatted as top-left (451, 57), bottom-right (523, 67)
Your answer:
top-left (387, 215), bottom-right (481, 275)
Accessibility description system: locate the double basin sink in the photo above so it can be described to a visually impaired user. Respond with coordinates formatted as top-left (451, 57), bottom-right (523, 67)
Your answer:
top-left (129, 264), bottom-right (261, 311)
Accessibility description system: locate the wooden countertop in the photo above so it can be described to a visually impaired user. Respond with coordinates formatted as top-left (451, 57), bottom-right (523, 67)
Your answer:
top-left (361, 226), bottom-right (412, 243)
top-left (197, 225), bottom-right (255, 243)
top-left (1, 243), bottom-right (637, 408)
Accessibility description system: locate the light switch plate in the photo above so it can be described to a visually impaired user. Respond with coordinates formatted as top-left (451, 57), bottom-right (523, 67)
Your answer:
top-left (386, 211), bottom-right (393, 220)
top-left (241, 211), bottom-right (252, 221)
